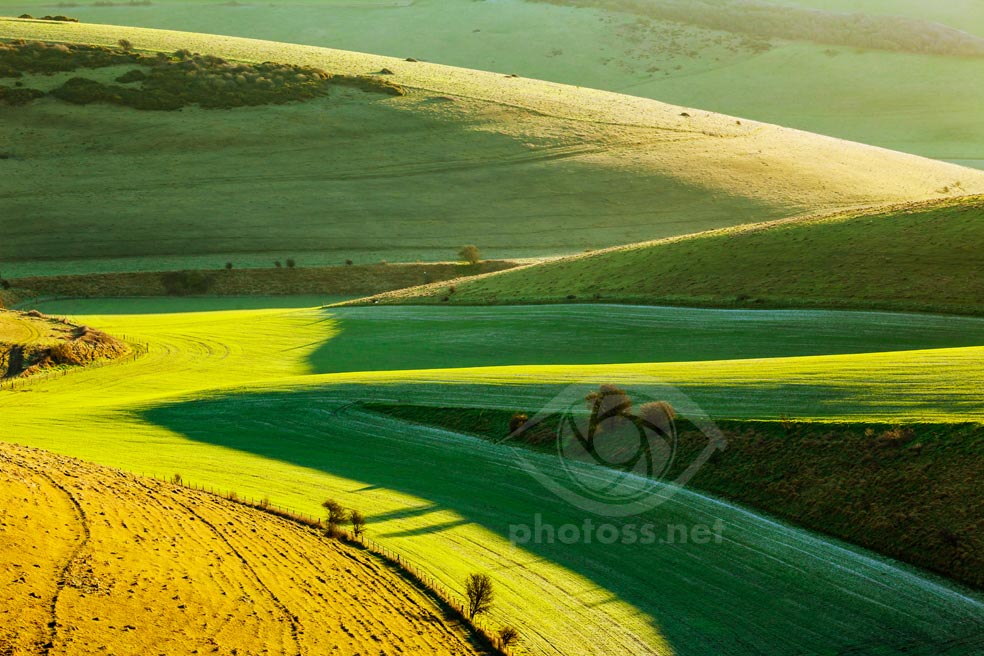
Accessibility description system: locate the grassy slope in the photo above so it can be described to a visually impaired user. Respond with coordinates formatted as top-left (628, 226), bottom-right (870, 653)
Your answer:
top-left (368, 405), bottom-right (984, 588)
top-left (2, 303), bottom-right (983, 654)
top-left (5, 0), bottom-right (983, 168)
top-left (3, 19), bottom-right (984, 276)
top-left (0, 442), bottom-right (481, 656)
top-left (368, 195), bottom-right (984, 314)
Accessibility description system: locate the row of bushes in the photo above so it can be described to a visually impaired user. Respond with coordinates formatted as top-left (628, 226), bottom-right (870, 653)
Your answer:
top-left (18, 14), bottom-right (79, 22)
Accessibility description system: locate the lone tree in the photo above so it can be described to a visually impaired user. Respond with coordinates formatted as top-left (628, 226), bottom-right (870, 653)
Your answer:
top-left (117, 38), bottom-right (133, 51)
top-left (459, 245), bottom-right (481, 265)
top-left (350, 509), bottom-right (366, 538)
top-left (321, 498), bottom-right (349, 537)
top-left (464, 573), bottom-right (494, 620)
top-left (286, 257), bottom-right (296, 269)
top-left (225, 262), bottom-right (233, 271)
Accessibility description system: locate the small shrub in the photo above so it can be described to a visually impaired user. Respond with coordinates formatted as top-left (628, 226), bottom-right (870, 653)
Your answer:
top-left (285, 257), bottom-right (296, 269)
top-left (498, 626), bottom-right (520, 648)
top-left (345, 259), bottom-right (353, 266)
top-left (224, 262), bottom-right (233, 271)
top-left (508, 412), bottom-right (529, 436)
top-left (116, 68), bottom-right (146, 84)
top-left (171, 473), bottom-right (183, 485)
top-left (274, 260), bottom-right (282, 268)
top-left (117, 39), bottom-right (133, 52)
top-left (880, 426), bottom-right (915, 446)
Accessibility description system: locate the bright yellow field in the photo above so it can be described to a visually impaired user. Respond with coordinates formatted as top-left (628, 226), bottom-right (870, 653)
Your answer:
top-left (0, 442), bottom-right (479, 655)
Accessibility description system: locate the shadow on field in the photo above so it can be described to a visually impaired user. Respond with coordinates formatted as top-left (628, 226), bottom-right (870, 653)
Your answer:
top-left (307, 305), bottom-right (984, 375)
top-left (142, 386), bottom-right (984, 656)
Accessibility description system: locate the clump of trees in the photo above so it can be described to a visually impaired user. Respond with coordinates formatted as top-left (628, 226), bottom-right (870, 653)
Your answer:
top-left (321, 498), bottom-right (368, 539)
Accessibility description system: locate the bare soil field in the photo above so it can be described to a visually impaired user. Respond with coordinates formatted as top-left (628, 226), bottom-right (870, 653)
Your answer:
top-left (0, 442), bottom-right (481, 655)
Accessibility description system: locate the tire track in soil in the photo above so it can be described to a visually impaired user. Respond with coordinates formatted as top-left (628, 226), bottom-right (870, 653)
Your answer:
top-left (19, 462), bottom-right (92, 655)
top-left (130, 477), bottom-right (305, 656)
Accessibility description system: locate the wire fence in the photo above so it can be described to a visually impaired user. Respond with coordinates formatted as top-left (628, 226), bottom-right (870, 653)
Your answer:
top-left (0, 336), bottom-right (148, 392)
top-left (145, 472), bottom-right (515, 655)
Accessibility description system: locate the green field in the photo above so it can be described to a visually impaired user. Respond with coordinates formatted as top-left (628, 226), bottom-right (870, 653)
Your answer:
top-left (3, 18), bottom-right (984, 277)
top-left (3, 0), bottom-right (982, 168)
top-left (2, 299), bottom-right (983, 654)
top-left (372, 196), bottom-right (984, 315)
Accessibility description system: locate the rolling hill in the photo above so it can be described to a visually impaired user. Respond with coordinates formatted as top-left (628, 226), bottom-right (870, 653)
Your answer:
top-left (364, 195), bottom-right (984, 315)
top-left (0, 441), bottom-right (482, 655)
top-left (3, 17), bottom-right (984, 277)
top-left (4, 0), bottom-right (982, 169)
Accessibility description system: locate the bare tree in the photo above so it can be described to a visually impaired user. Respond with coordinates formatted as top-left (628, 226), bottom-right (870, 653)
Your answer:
top-left (465, 573), bottom-right (494, 620)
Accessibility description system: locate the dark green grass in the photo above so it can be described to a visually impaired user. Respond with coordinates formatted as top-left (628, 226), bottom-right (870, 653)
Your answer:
top-left (367, 402), bottom-right (984, 589)
top-left (308, 304), bottom-right (984, 374)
